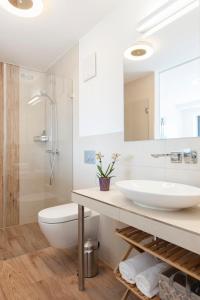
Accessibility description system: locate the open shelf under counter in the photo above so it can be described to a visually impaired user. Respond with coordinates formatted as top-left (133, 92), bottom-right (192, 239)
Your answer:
top-left (114, 226), bottom-right (200, 300)
top-left (116, 226), bottom-right (200, 281)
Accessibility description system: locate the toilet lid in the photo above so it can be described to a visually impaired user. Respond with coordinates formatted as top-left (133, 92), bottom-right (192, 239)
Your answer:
top-left (38, 203), bottom-right (91, 224)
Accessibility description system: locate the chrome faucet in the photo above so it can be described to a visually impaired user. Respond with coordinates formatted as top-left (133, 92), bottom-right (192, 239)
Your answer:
top-left (151, 152), bottom-right (182, 163)
top-left (151, 153), bottom-right (172, 158)
top-left (151, 149), bottom-right (198, 164)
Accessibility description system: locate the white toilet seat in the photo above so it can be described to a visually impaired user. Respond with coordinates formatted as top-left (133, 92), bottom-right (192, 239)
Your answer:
top-left (38, 203), bottom-right (91, 224)
top-left (38, 203), bottom-right (98, 248)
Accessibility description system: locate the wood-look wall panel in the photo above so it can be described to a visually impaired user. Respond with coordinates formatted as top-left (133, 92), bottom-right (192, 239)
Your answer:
top-left (0, 63), bottom-right (4, 228)
top-left (5, 64), bottom-right (19, 227)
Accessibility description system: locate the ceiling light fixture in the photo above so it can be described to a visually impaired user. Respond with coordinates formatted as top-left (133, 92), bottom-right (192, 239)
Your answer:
top-left (0, 0), bottom-right (43, 18)
top-left (124, 42), bottom-right (154, 61)
top-left (137, 0), bottom-right (199, 37)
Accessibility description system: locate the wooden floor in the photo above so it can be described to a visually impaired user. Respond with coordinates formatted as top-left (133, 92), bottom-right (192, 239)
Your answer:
top-left (0, 223), bottom-right (49, 260)
top-left (0, 223), bottom-right (135, 300)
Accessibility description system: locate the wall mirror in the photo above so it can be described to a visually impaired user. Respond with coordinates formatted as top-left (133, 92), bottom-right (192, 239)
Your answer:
top-left (124, 2), bottom-right (200, 141)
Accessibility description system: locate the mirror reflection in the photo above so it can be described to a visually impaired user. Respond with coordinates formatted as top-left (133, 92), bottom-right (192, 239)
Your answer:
top-left (124, 4), bottom-right (200, 141)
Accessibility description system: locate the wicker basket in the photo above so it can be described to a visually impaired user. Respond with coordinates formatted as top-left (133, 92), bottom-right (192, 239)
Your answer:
top-left (159, 268), bottom-right (200, 300)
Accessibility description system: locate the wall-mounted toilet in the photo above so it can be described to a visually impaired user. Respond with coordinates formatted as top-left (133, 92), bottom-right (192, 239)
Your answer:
top-left (38, 203), bottom-right (99, 249)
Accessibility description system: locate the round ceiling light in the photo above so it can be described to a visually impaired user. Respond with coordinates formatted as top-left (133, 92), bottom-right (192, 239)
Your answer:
top-left (0, 0), bottom-right (43, 17)
top-left (124, 42), bottom-right (154, 61)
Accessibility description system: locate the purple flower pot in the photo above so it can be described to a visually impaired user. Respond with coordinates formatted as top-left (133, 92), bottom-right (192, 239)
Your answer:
top-left (99, 177), bottom-right (110, 191)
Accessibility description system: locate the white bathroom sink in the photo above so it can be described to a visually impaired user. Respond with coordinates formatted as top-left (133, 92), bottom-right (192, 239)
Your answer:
top-left (116, 180), bottom-right (200, 211)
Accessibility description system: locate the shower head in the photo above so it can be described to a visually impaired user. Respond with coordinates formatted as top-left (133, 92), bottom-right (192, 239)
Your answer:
top-left (28, 91), bottom-right (55, 105)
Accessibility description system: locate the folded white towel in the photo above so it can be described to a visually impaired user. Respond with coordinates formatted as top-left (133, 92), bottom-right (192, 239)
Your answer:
top-left (119, 252), bottom-right (157, 284)
top-left (136, 262), bottom-right (169, 298)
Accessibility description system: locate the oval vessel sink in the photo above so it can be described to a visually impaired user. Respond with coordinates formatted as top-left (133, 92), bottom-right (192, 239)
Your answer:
top-left (116, 180), bottom-right (200, 211)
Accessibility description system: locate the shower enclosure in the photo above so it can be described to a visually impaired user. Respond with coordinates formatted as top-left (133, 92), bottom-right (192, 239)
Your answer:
top-left (0, 62), bottom-right (73, 228)
top-left (28, 90), bottom-right (59, 185)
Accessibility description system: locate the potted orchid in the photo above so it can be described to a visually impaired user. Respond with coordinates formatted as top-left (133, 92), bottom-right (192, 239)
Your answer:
top-left (96, 152), bottom-right (120, 191)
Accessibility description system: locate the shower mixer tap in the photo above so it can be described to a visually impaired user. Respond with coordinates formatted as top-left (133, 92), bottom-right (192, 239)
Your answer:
top-left (46, 149), bottom-right (59, 155)
top-left (151, 152), bottom-right (182, 163)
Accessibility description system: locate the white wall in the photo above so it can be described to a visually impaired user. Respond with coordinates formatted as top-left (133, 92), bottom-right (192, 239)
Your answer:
top-left (74, 0), bottom-right (200, 268)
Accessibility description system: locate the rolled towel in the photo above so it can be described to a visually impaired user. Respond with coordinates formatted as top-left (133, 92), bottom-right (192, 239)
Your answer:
top-left (135, 262), bottom-right (169, 298)
top-left (119, 252), bottom-right (157, 284)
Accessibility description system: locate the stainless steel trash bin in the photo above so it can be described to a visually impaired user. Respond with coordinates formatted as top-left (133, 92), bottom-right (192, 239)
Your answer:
top-left (84, 239), bottom-right (99, 278)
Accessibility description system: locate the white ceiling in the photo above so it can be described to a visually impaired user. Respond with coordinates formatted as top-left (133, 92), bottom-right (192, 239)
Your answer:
top-left (0, 0), bottom-right (122, 71)
top-left (124, 8), bottom-right (200, 82)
